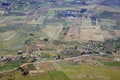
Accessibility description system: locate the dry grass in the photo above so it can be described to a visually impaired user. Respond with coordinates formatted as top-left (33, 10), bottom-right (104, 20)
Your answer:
top-left (0, 30), bottom-right (15, 41)
top-left (101, 19), bottom-right (116, 26)
top-left (52, 4), bottom-right (97, 11)
top-left (115, 30), bottom-right (120, 37)
top-left (65, 27), bottom-right (80, 41)
top-left (102, 30), bottom-right (113, 39)
top-left (43, 25), bottom-right (63, 40)
top-left (95, 5), bottom-right (120, 13)
top-left (80, 29), bottom-right (112, 41)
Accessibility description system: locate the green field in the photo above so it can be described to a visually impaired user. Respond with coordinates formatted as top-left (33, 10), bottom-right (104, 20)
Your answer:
top-left (0, 59), bottom-right (22, 71)
top-left (47, 9), bottom-right (54, 17)
top-left (14, 70), bottom-right (69, 80)
top-left (61, 64), bottom-right (120, 80)
top-left (2, 61), bottom-right (120, 80)
top-left (64, 0), bottom-right (74, 2)
top-left (102, 61), bottom-right (120, 66)
top-left (0, 25), bottom-right (47, 55)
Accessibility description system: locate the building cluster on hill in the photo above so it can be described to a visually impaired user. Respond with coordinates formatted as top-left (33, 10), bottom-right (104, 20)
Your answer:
top-left (56, 9), bottom-right (87, 18)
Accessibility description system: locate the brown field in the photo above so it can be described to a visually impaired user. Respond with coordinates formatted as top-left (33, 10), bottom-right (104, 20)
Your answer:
top-left (34, 62), bottom-right (55, 71)
top-left (101, 19), bottom-right (116, 26)
top-left (102, 30), bottom-right (113, 39)
top-left (0, 23), bottom-right (7, 27)
top-left (52, 4), bottom-right (97, 11)
top-left (55, 44), bottom-right (65, 51)
top-left (43, 25), bottom-right (63, 40)
top-left (95, 5), bottom-right (120, 13)
top-left (0, 30), bottom-right (15, 41)
top-left (80, 29), bottom-right (104, 41)
top-left (115, 30), bottom-right (120, 37)
top-left (80, 29), bottom-right (112, 41)
top-left (81, 17), bottom-right (92, 29)
top-left (80, 17), bottom-right (101, 29)
top-left (30, 62), bottom-right (56, 75)
top-left (64, 25), bottom-right (112, 41)
top-left (65, 27), bottom-right (80, 41)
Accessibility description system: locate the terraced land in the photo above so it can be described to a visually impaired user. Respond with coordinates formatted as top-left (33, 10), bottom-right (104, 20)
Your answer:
top-left (3, 60), bottom-right (120, 80)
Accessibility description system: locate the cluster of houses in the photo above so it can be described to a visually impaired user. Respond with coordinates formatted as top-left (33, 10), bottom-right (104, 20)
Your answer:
top-left (56, 9), bottom-right (87, 18)
top-left (0, 55), bottom-right (16, 62)
top-left (55, 9), bottom-right (100, 26)
top-left (70, 0), bottom-right (86, 5)
top-left (48, 0), bottom-right (90, 6)
top-left (0, 0), bottom-right (13, 15)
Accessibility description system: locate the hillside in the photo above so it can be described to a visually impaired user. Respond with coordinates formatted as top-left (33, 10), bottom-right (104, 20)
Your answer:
top-left (0, 0), bottom-right (120, 80)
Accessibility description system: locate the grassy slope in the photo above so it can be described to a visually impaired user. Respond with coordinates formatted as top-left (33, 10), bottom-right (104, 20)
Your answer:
top-left (0, 59), bottom-right (22, 71)
top-left (0, 26), bottom-right (47, 55)
top-left (15, 70), bottom-right (70, 80)
top-left (62, 64), bottom-right (120, 80)
top-left (102, 61), bottom-right (120, 66)
top-left (1, 61), bottom-right (120, 80)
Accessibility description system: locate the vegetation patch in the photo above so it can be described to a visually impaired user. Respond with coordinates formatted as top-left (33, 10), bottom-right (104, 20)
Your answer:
top-left (102, 61), bottom-right (120, 66)
top-left (14, 70), bottom-right (70, 80)
top-left (0, 59), bottom-right (23, 71)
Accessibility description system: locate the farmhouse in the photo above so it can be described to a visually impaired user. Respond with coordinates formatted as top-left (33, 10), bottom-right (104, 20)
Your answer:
top-left (114, 53), bottom-right (120, 61)
top-left (0, 10), bottom-right (5, 15)
top-left (57, 10), bottom-right (77, 18)
top-left (90, 15), bottom-right (98, 25)
top-left (71, 0), bottom-right (86, 5)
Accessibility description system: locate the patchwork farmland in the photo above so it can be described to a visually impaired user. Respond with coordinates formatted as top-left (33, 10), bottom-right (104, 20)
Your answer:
top-left (0, 0), bottom-right (120, 80)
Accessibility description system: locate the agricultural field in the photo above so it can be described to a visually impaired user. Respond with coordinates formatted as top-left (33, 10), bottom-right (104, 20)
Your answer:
top-left (43, 25), bottom-right (63, 40)
top-left (92, 5), bottom-right (120, 14)
top-left (1, 16), bottom-right (26, 24)
top-left (64, 0), bottom-right (74, 2)
top-left (14, 70), bottom-right (70, 80)
top-left (115, 30), bottom-right (120, 37)
top-left (102, 30), bottom-right (113, 39)
top-left (101, 19), bottom-right (116, 26)
top-left (80, 29), bottom-right (103, 41)
top-left (0, 25), bottom-right (47, 55)
top-left (80, 29), bottom-right (112, 41)
top-left (3, 16), bottom-right (26, 21)
top-left (0, 30), bottom-right (16, 41)
top-left (0, 59), bottom-right (23, 71)
top-left (65, 27), bottom-right (80, 41)
top-left (36, 16), bottom-right (46, 25)
top-left (47, 9), bottom-right (55, 18)
top-left (81, 17), bottom-right (93, 29)
top-left (102, 61), bottom-right (120, 67)
top-left (1, 59), bottom-right (120, 80)
top-left (61, 63), bottom-right (120, 80)
top-left (52, 4), bottom-right (97, 11)
top-left (0, 0), bottom-right (120, 80)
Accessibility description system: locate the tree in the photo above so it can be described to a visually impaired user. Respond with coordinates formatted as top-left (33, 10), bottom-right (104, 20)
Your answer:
top-left (24, 38), bottom-right (34, 53)
top-left (22, 69), bottom-right (29, 76)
